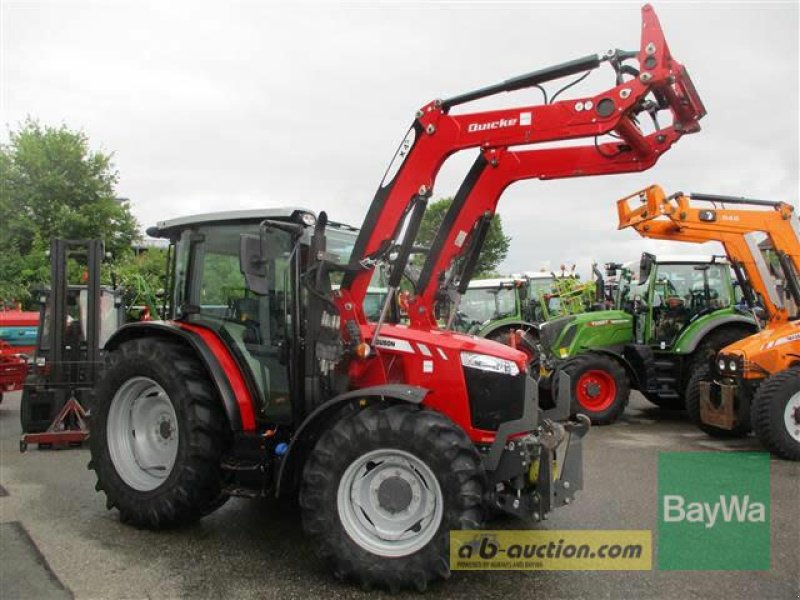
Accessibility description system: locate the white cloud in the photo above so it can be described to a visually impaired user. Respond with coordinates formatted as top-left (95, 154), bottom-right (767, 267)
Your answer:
top-left (2, 1), bottom-right (797, 278)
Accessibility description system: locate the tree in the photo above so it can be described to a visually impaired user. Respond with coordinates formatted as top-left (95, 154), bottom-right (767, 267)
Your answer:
top-left (415, 197), bottom-right (511, 277)
top-left (0, 119), bottom-right (139, 304)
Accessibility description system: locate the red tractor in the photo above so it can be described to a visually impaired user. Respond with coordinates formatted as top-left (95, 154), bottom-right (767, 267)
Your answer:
top-left (88, 5), bottom-right (704, 589)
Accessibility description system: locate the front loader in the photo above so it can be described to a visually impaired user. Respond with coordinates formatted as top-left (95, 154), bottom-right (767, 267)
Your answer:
top-left (618, 185), bottom-right (800, 459)
top-left (88, 5), bottom-right (705, 589)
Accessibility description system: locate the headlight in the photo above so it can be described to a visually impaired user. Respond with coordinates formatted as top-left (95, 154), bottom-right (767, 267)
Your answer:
top-left (718, 358), bottom-right (726, 372)
top-left (729, 360), bottom-right (737, 372)
top-left (461, 351), bottom-right (520, 376)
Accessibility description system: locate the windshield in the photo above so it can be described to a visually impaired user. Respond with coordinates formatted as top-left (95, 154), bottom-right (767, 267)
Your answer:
top-left (325, 226), bottom-right (358, 264)
top-left (457, 286), bottom-right (516, 329)
top-left (527, 278), bottom-right (555, 301)
top-left (652, 263), bottom-right (732, 312)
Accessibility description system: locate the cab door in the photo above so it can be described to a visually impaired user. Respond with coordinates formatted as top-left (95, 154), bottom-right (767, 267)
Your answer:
top-left (182, 223), bottom-right (295, 424)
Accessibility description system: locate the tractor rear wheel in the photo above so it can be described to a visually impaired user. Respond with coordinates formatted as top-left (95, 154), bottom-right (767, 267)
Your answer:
top-left (300, 403), bottom-right (485, 591)
top-left (563, 353), bottom-right (629, 425)
top-left (751, 369), bottom-right (800, 460)
top-left (686, 364), bottom-right (751, 438)
top-left (89, 338), bottom-right (230, 528)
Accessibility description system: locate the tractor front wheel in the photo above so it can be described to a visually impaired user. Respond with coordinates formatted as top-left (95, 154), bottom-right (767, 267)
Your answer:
top-left (751, 369), bottom-right (800, 461)
top-left (299, 403), bottom-right (485, 591)
top-left (89, 338), bottom-right (230, 528)
top-left (563, 353), bottom-right (629, 425)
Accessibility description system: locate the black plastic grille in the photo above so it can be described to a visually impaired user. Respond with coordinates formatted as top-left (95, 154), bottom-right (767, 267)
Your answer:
top-left (464, 368), bottom-right (527, 430)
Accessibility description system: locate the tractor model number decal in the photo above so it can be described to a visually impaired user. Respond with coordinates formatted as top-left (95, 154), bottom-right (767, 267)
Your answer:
top-left (381, 127), bottom-right (416, 188)
top-left (587, 319), bottom-right (629, 327)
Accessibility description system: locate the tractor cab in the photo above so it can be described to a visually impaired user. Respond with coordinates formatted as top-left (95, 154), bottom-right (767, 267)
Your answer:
top-left (631, 254), bottom-right (739, 349)
top-left (452, 278), bottom-right (520, 334)
top-left (148, 209), bottom-right (357, 424)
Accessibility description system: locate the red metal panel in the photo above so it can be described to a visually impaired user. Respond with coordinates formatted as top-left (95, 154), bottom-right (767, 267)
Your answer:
top-left (176, 322), bottom-right (257, 432)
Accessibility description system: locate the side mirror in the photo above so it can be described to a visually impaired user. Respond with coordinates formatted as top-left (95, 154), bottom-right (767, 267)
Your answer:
top-left (240, 231), bottom-right (284, 296)
top-left (639, 252), bottom-right (655, 283)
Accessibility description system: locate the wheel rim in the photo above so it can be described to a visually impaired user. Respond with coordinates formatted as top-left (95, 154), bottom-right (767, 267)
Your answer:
top-left (784, 391), bottom-right (800, 443)
top-left (576, 369), bottom-right (617, 412)
top-left (336, 448), bottom-right (443, 557)
top-left (107, 376), bottom-right (179, 492)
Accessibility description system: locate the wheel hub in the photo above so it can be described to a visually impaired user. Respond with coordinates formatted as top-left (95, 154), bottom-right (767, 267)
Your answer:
top-left (107, 377), bottom-right (179, 492)
top-left (585, 382), bottom-right (601, 397)
top-left (337, 449), bottom-right (443, 557)
top-left (376, 476), bottom-right (413, 514)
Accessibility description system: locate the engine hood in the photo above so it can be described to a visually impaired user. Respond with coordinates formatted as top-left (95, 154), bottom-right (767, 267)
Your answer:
top-left (362, 323), bottom-right (528, 370)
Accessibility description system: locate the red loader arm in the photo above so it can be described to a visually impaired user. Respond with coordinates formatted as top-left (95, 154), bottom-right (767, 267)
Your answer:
top-left (337, 4), bottom-right (705, 333)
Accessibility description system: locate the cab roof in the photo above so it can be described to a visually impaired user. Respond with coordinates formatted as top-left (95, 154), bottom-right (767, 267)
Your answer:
top-left (147, 208), bottom-right (316, 238)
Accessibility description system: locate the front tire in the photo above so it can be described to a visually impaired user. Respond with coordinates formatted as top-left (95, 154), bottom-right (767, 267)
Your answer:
top-left (751, 369), bottom-right (800, 461)
top-left (299, 403), bottom-right (485, 591)
top-left (563, 353), bottom-right (629, 425)
top-left (686, 364), bottom-right (751, 438)
top-left (89, 338), bottom-right (230, 528)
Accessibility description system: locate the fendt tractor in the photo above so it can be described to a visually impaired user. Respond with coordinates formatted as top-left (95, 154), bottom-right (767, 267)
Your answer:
top-left (451, 274), bottom-right (555, 338)
top-left (452, 270), bottom-right (604, 363)
top-left (88, 5), bottom-right (705, 588)
top-left (619, 185), bottom-right (800, 459)
top-left (536, 252), bottom-right (756, 424)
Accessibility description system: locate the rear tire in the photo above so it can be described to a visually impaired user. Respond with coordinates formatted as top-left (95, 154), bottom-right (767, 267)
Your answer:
top-left (563, 353), bottom-right (629, 425)
top-left (299, 403), bottom-right (485, 591)
top-left (89, 338), bottom-right (230, 528)
top-left (751, 369), bottom-right (800, 461)
top-left (686, 364), bottom-right (751, 438)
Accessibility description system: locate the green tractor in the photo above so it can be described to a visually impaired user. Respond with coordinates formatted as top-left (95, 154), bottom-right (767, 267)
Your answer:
top-left (537, 254), bottom-right (758, 424)
top-left (451, 274), bottom-right (551, 336)
top-left (450, 270), bottom-right (603, 363)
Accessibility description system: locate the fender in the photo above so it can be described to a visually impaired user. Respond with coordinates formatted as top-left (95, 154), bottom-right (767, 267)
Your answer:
top-left (480, 320), bottom-right (539, 341)
top-left (275, 384), bottom-right (429, 497)
top-left (104, 321), bottom-right (252, 432)
top-left (672, 314), bottom-right (757, 355)
top-left (570, 346), bottom-right (642, 390)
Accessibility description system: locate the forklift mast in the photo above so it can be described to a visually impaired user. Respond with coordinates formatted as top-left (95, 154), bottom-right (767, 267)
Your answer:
top-left (45, 239), bottom-right (104, 386)
top-left (617, 185), bottom-right (800, 323)
top-left (337, 4), bottom-right (706, 333)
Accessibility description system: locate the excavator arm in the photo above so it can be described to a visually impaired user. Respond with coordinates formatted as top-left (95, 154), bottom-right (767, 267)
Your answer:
top-left (617, 185), bottom-right (800, 323)
top-left (337, 4), bottom-right (705, 333)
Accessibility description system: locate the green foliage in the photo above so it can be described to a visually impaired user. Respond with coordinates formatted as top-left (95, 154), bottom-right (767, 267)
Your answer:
top-left (113, 249), bottom-right (169, 317)
top-left (0, 119), bottom-right (140, 305)
top-left (416, 197), bottom-right (511, 277)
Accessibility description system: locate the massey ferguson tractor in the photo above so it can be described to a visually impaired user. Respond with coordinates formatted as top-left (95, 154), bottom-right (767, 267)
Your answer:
top-left (88, 5), bottom-right (705, 589)
top-left (619, 185), bottom-right (800, 459)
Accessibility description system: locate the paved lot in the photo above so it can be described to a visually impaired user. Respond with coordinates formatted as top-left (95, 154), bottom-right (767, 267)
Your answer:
top-left (1, 390), bottom-right (798, 599)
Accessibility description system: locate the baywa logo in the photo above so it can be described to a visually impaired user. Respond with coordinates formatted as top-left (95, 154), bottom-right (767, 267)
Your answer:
top-left (658, 452), bottom-right (770, 570)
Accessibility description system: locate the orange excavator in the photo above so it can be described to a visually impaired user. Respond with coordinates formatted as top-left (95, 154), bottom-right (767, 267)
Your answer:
top-left (618, 185), bottom-right (800, 460)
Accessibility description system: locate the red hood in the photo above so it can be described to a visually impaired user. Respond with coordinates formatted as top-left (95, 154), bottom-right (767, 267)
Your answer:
top-left (361, 323), bottom-right (528, 370)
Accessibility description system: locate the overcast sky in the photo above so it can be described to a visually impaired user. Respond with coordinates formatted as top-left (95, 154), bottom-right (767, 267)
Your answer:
top-left (2, 1), bottom-right (798, 276)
